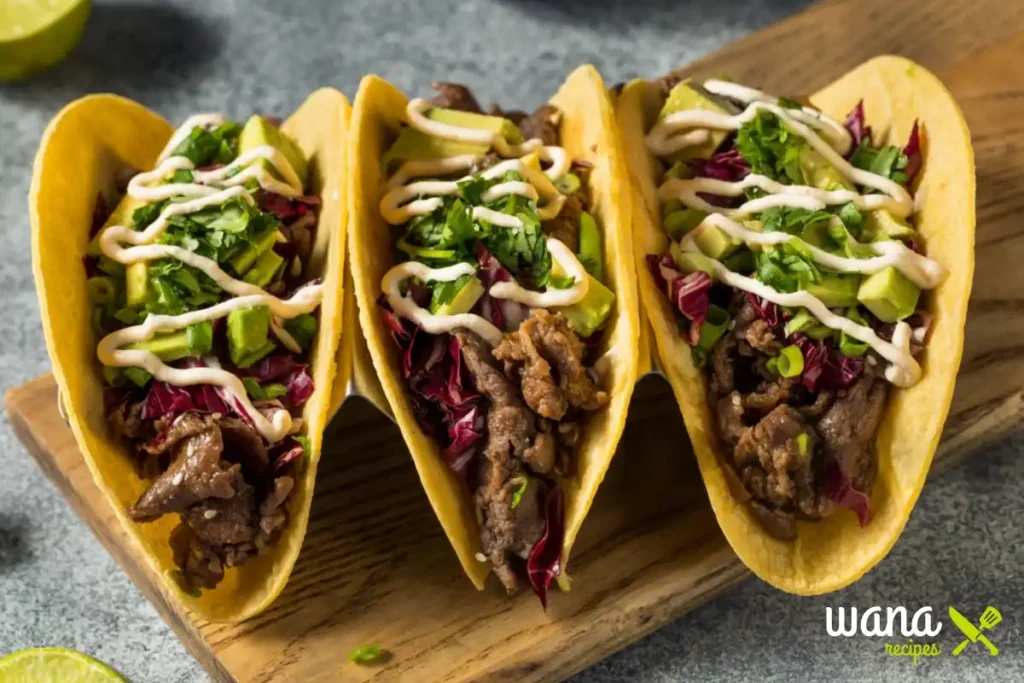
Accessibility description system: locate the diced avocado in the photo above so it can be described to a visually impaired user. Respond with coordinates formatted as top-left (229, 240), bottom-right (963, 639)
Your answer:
top-left (126, 262), bottom-right (148, 307)
top-left (693, 223), bottom-right (740, 260)
top-left (427, 107), bottom-right (523, 144)
top-left (697, 304), bottom-right (731, 350)
top-left (663, 207), bottom-right (707, 240)
top-left (805, 273), bottom-right (861, 308)
top-left (230, 228), bottom-right (279, 276)
top-left (550, 259), bottom-right (615, 338)
top-left (228, 305), bottom-right (273, 368)
top-left (577, 212), bottom-right (603, 282)
top-left (436, 277), bottom-right (485, 316)
top-left (127, 329), bottom-right (193, 362)
top-left (660, 79), bottom-right (729, 160)
top-left (857, 267), bottom-right (920, 322)
top-left (555, 274), bottom-right (615, 338)
top-left (243, 248), bottom-right (285, 288)
top-left (381, 127), bottom-right (490, 173)
top-left (123, 366), bottom-right (152, 388)
top-left (670, 241), bottom-right (717, 277)
top-left (284, 313), bottom-right (317, 351)
top-left (863, 209), bottom-right (915, 241)
top-left (798, 147), bottom-right (849, 190)
top-left (239, 115), bottom-right (309, 189)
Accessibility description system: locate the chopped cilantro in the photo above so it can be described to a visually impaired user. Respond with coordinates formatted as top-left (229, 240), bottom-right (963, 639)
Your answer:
top-left (756, 242), bottom-right (822, 293)
top-left (759, 206), bottom-right (831, 235)
top-left (170, 122), bottom-right (242, 167)
top-left (736, 110), bottom-right (805, 184)
top-left (510, 478), bottom-right (529, 509)
top-left (777, 96), bottom-right (803, 110)
top-left (429, 274), bottom-right (473, 313)
top-left (242, 377), bottom-right (288, 401)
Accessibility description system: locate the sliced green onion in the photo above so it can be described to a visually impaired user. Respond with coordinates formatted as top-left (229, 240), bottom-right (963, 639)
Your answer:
top-left (86, 276), bottom-right (118, 305)
top-left (661, 199), bottom-right (683, 218)
top-left (795, 432), bottom-right (810, 458)
top-left (697, 304), bottom-right (731, 350)
top-left (784, 309), bottom-right (833, 340)
top-left (776, 345), bottom-right (805, 378)
top-left (348, 644), bottom-right (386, 665)
top-left (765, 356), bottom-right (780, 376)
top-left (554, 172), bottom-right (581, 195)
top-left (397, 238), bottom-right (456, 262)
top-left (123, 366), bottom-right (152, 388)
top-left (510, 478), bottom-right (529, 509)
top-left (839, 307), bottom-right (871, 357)
top-left (102, 366), bottom-right (124, 387)
top-left (186, 321), bottom-right (214, 356)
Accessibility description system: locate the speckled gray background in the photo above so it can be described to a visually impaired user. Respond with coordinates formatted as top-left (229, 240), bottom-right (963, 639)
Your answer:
top-left (1, 1), bottom-right (1021, 682)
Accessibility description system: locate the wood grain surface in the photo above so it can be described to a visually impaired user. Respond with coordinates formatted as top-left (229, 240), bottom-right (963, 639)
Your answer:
top-left (7, 0), bottom-right (1024, 680)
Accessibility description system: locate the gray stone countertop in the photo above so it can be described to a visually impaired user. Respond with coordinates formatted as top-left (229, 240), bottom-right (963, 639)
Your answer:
top-left (0, 1), bottom-right (1021, 681)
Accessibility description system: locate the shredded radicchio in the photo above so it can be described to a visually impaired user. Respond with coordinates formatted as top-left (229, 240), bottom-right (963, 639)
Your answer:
top-left (255, 190), bottom-right (320, 222)
top-left (789, 334), bottom-right (864, 392)
top-left (823, 461), bottom-right (872, 526)
top-left (646, 254), bottom-right (711, 345)
top-left (377, 296), bottom-right (484, 474)
top-left (236, 354), bottom-right (315, 408)
top-left (903, 121), bottom-right (923, 186)
top-left (474, 241), bottom-right (528, 331)
top-left (844, 100), bottom-right (873, 151)
top-left (746, 292), bottom-right (781, 329)
top-left (687, 147), bottom-right (749, 208)
top-left (271, 438), bottom-right (305, 473)
top-left (527, 485), bottom-right (565, 609)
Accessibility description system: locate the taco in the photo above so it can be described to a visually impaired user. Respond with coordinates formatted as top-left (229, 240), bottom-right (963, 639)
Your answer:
top-left (617, 56), bottom-right (974, 593)
top-left (348, 66), bottom-right (639, 604)
top-left (30, 89), bottom-right (350, 621)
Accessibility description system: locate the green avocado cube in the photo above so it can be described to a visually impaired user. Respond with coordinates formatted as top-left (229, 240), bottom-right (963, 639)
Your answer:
top-left (426, 107), bottom-right (523, 144)
top-left (238, 115), bottom-right (309, 189)
top-left (126, 321), bottom-right (211, 362)
top-left (693, 223), bottom-right (740, 260)
top-left (857, 267), bottom-right (920, 322)
top-left (670, 241), bottom-right (717, 278)
top-left (554, 274), bottom-right (616, 338)
top-left (863, 209), bottom-right (916, 241)
top-left (381, 127), bottom-right (490, 174)
top-left (243, 248), bottom-right (285, 288)
top-left (230, 228), bottom-right (279, 277)
top-left (663, 207), bottom-right (707, 241)
top-left (798, 147), bottom-right (849, 190)
top-left (659, 79), bottom-right (730, 160)
top-left (805, 273), bottom-right (861, 308)
top-left (228, 305), bottom-right (275, 368)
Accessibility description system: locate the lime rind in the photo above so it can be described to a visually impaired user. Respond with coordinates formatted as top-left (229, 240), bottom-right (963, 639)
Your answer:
top-left (0, 647), bottom-right (126, 682)
top-left (0, 0), bottom-right (92, 81)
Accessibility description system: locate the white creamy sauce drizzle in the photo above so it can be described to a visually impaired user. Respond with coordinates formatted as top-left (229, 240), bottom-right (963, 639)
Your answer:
top-left (677, 232), bottom-right (920, 386)
top-left (648, 82), bottom-right (942, 387)
top-left (378, 99), bottom-right (589, 343)
top-left (96, 116), bottom-right (318, 442)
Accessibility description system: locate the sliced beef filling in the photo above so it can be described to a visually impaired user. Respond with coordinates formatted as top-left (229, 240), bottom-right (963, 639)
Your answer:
top-left (125, 412), bottom-right (295, 590)
top-left (455, 311), bottom-right (605, 594)
top-left (428, 80), bottom-right (483, 113)
top-left (708, 293), bottom-right (888, 539)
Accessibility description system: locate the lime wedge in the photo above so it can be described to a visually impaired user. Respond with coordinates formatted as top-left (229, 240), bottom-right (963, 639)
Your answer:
top-left (0, 648), bottom-right (126, 682)
top-left (0, 0), bottom-right (92, 81)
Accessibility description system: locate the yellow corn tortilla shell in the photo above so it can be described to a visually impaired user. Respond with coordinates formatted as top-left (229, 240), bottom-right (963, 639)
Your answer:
top-left (348, 66), bottom-right (640, 590)
top-left (618, 56), bottom-right (974, 594)
top-left (30, 89), bottom-right (351, 622)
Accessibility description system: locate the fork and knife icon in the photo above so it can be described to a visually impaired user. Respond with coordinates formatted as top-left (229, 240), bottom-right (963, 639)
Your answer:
top-left (949, 606), bottom-right (1001, 656)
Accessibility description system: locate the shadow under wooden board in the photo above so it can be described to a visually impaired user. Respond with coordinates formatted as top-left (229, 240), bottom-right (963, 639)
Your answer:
top-left (6, 0), bottom-right (1024, 679)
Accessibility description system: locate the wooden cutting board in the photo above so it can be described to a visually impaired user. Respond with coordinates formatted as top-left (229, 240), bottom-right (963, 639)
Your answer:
top-left (7, 0), bottom-right (1024, 680)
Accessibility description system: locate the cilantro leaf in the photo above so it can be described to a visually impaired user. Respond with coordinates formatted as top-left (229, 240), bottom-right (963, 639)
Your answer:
top-left (429, 274), bottom-right (473, 313)
top-left (736, 110), bottom-right (805, 184)
top-left (777, 96), bottom-right (803, 110)
top-left (170, 122), bottom-right (242, 167)
top-left (756, 242), bottom-right (822, 293)
top-left (132, 200), bottom-right (167, 230)
top-left (760, 206), bottom-right (831, 235)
